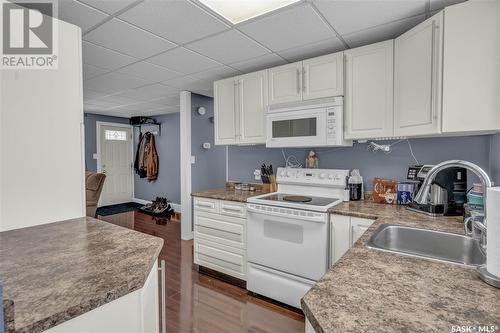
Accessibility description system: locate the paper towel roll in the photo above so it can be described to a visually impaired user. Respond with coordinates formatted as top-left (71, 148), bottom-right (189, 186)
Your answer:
top-left (487, 187), bottom-right (500, 276)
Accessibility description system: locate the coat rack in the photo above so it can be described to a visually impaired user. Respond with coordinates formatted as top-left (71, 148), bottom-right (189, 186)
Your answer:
top-left (135, 123), bottom-right (161, 136)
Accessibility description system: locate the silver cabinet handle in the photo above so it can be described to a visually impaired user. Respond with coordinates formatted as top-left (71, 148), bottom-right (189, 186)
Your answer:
top-left (302, 67), bottom-right (306, 93)
top-left (197, 202), bottom-right (214, 208)
top-left (158, 259), bottom-right (166, 333)
top-left (222, 206), bottom-right (243, 213)
top-left (296, 68), bottom-right (300, 94)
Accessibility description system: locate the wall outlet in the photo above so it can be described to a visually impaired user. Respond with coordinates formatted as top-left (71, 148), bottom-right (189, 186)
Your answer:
top-left (254, 169), bottom-right (261, 180)
top-left (92, 153), bottom-right (98, 160)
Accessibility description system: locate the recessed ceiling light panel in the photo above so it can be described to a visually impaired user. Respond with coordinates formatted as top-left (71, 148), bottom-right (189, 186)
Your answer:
top-left (199, 0), bottom-right (301, 24)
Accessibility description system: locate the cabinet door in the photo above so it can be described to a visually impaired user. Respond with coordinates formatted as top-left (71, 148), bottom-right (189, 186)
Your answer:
top-left (214, 77), bottom-right (238, 145)
top-left (303, 53), bottom-right (344, 100)
top-left (344, 40), bottom-right (394, 140)
top-left (350, 217), bottom-right (374, 246)
top-left (442, 1), bottom-right (500, 134)
top-left (330, 214), bottom-right (351, 266)
top-left (238, 70), bottom-right (267, 144)
top-left (268, 62), bottom-right (302, 105)
top-left (394, 12), bottom-right (443, 137)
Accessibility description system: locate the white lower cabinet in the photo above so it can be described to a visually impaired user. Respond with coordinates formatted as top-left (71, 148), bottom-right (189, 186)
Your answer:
top-left (330, 214), bottom-right (375, 266)
top-left (45, 261), bottom-right (159, 333)
top-left (193, 199), bottom-right (247, 280)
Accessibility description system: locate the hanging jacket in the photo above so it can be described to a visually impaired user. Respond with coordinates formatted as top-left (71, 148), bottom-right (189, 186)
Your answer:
top-left (146, 134), bottom-right (159, 181)
top-left (134, 132), bottom-right (148, 178)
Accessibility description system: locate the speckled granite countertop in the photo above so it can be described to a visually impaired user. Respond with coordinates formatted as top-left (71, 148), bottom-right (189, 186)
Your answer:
top-left (302, 201), bottom-right (500, 333)
top-left (0, 217), bottom-right (163, 333)
top-left (192, 187), bottom-right (265, 202)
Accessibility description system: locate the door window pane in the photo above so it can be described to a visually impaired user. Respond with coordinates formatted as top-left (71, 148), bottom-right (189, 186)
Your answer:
top-left (105, 130), bottom-right (127, 141)
top-left (272, 118), bottom-right (317, 138)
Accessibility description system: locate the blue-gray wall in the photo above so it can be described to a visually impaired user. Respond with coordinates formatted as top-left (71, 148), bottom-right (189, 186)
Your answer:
top-left (191, 94), bottom-right (226, 193)
top-left (84, 113), bottom-right (129, 172)
top-left (228, 135), bottom-right (492, 190)
top-left (134, 113), bottom-right (181, 204)
top-left (491, 133), bottom-right (500, 186)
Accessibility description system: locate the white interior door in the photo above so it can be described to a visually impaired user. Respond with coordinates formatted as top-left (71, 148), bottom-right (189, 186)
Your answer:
top-left (99, 124), bottom-right (133, 206)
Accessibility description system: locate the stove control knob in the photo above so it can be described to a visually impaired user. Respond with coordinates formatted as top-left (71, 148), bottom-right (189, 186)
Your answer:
top-left (319, 172), bottom-right (326, 179)
top-left (286, 170), bottom-right (291, 177)
top-left (328, 174), bottom-right (334, 180)
top-left (296, 171), bottom-right (303, 178)
top-left (280, 170), bottom-right (286, 177)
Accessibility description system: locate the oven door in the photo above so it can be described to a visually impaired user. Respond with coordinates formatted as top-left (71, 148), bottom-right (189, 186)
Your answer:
top-left (266, 109), bottom-right (327, 148)
top-left (246, 204), bottom-right (328, 281)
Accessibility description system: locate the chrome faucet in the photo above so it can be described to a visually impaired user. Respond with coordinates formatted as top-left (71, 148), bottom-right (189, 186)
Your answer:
top-left (414, 160), bottom-right (492, 247)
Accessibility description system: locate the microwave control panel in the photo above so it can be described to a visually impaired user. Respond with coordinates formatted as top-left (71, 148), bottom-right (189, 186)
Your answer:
top-left (326, 106), bottom-right (344, 145)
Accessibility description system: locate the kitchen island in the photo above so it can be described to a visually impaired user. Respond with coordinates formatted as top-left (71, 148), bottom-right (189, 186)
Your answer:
top-left (302, 201), bottom-right (500, 333)
top-left (0, 217), bottom-right (163, 333)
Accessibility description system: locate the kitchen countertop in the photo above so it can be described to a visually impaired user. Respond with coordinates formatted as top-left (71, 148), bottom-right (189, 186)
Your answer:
top-left (302, 201), bottom-right (500, 333)
top-left (0, 217), bottom-right (163, 333)
top-left (191, 187), bottom-right (265, 202)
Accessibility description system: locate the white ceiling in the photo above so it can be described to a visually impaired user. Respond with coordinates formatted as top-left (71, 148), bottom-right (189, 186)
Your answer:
top-left (57, 0), bottom-right (465, 117)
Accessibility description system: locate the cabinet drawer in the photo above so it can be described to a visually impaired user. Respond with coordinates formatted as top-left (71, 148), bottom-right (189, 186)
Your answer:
top-left (194, 238), bottom-right (246, 280)
top-left (220, 200), bottom-right (246, 218)
top-left (194, 211), bottom-right (246, 249)
top-left (193, 197), bottom-right (219, 213)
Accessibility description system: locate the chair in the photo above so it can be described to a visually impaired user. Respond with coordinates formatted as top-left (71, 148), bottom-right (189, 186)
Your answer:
top-left (85, 171), bottom-right (106, 217)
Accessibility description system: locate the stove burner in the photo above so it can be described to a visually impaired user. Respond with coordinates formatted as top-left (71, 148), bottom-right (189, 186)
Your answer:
top-left (283, 195), bottom-right (312, 203)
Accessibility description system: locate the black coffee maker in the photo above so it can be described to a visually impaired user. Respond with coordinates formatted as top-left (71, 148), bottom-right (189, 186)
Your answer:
top-left (407, 165), bottom-right (467, 216)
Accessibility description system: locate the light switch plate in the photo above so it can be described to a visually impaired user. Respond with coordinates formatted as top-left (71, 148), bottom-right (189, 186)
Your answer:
top-left (191, 156), bottom-right (196, 164)
top-left (93, 153), bottom-right (98, 159)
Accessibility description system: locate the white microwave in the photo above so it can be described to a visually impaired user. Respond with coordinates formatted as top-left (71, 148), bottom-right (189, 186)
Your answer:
top-left (266, 97), bottom-right (352, 148)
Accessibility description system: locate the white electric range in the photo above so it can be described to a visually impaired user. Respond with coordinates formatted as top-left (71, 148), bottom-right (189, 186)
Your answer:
top-left (246, 167), bottom-right (349, 308)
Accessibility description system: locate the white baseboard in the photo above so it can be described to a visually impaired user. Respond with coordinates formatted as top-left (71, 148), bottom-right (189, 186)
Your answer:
top-left (133, 198), bottom-right (181, 213)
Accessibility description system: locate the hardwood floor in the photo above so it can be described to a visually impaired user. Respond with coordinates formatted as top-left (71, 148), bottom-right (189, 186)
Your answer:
top-left (99, 211), bottom-right (305, 333)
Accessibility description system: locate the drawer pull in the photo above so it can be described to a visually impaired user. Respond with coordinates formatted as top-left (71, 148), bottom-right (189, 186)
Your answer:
top-left (197, 203), bottom-right (215, 208)
top-left (222, 207), bottom-right (243, 213)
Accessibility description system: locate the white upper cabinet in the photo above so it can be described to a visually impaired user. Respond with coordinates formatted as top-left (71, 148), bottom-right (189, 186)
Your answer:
top-left (441, 0), bottom-right (500, 134)
top-left (214, 70), bottom-right (267, 145)
top-left (394, 12), bottom-right (443, 137)
top-left (238, 71), bottom-right (268, 144)
top-left (214, 77), bottom-right (238, 145)
top-left (302, 53), bottom-right (344, 101)
top-left (344, 40), bottom-right (394, 140)
top-left (268, 53), bottom-right (344, 106)
top-left (268, 62), bottom-right (303, 105)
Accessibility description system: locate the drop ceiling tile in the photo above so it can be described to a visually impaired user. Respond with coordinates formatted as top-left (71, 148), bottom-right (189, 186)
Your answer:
top-left (162, 76), bottom-right (213, 92)
top-left (343, 15), bottom-right (425, 48)
top-left (239, 4), bottom-right (335, 52)
top-left (429, 0), bottom-right (466, 11)
top-left (83, 63), bottom-right (109, 80)
top-left (82, 41), bottom-right (137, 70)
top-left (93, 94), bottom-right (141, 106)
top-left (313, 0), bottom-right (426, 36)
top-left (119, 0), bottom-right (229, 44)
top-left (58, 0), bottom-right (108, 33)
top-left (84, 72), bottom-right (150, 94)
top-left (118, 61), bottom-right (184, 82)
top-left (152, 95), bottom-right (181, 106)
top-left (115, 83), bottom-right (180, 101)
top-left (83, 89), bottom-right (108, 100)
top-left (229, 53), bottom-right (287, 72)
top-left (277, 37), bottom-right (344, 62)
top-left (79, 0), bottom-right (140, 14)
top-left (190, 66), bottom-right (241, 81)
top-left (186, 30), bottom-right (270, 64)
top-left (148, 47), bottom-right (221, 75)
top-left (84, 18), bottom-right (176, 59)
top-left (136, 106), bottom-right (179, 117)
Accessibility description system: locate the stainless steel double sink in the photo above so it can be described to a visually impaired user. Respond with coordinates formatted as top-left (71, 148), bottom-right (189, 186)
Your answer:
top-left (367, 224), bottom-right (485, 267)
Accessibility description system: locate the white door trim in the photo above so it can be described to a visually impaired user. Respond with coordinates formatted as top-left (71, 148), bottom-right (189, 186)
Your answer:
top-left (96, 121), bottom-right (134, 206)
top-left (180, 91), bottom-right (193, 240)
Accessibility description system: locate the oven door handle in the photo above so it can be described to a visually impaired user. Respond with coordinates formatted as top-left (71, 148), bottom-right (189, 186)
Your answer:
top-left (246, 204), bottom-right (326, 223)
